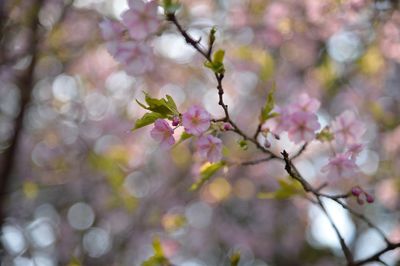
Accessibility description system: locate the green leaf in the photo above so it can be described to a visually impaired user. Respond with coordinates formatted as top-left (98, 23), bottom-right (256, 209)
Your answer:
top-left (134, 93), bottom-right (180, 130)
top-left (136, 92), bottom-right (179, 116)
top-left (144, 93), bottom-right (175, 115)
top-left (136, 99), bottom-right (148, 109)
top-left (152, 237), bottom-right (163, 257)
top-left (230, 252), bottom-right (241, 266)
top-left (260, 83), bottom-right (276, 122)
top-left (163, 0), bottom-right (180, 14)
top-left (209, 26), bottom-right (217, 47)
top-left (237, 139), bottom-right (248, 151)
top-left (165, 94), bottom-right (178, 114)
top-left (142, 237), bottom-right (171, 266)
top-left (258, 178), bottom-right (304, 200)
top-left (190, 162), bottom-right (225, 191)
top-left (213, 49), bottom-right (225, 64)
top-left (204, 50), bottom-right (225, 74)
top-left (133, 112), bottom-right (164, 131)
top-left (316, 126), bottom-right (334, 142)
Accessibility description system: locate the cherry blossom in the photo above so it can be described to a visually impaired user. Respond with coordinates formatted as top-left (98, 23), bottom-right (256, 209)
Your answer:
top-left (150, 119), bottom-right (175, 148)
top-left (262, 106), bottom-right (291, 135)
top-left (331, 110), bottom-right (365, 145)
top-left (122, 0), bottom-right (160, 41)
top-left (287, 111), bottom-right (320, 144)
top-left (345, 143), bottom-right (363, 160)
top-left (182, 106), bottom-right (211, 136)
top-left (196, 135), bottom-right (223, 163)
top-left (322, 153), bottom-right (359, 179)
top-left (112, 41), bottom-right (154, 75)
top-left (290, 93), bottom-right (321, 113)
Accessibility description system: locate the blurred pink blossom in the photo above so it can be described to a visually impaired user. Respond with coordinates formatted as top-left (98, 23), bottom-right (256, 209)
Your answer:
top-left (182, 106), bottom-right (211, 136)
top-left (122, 0), bottom-right (160, 41)
top-left (150, 119), bottom-right (175, 148)
top-left (288, 111), bottom-right (320, 143)
top-left (331, 110), bottom-right (365, 145)
top-left (264, 2), bottom-right (289, 28)
top-left (345, 143), bottom-right (363, 160)
top-left (322, 153), bottom-right (359, 179)
top-left (262, 106), bottom-right (291, 135)
top-left (196, 134), bottom-right (223, 163)
top-left (290, 93), bottom-right (321, 113)
top-left (99, 18), bottom-right (125, 41)
top-left (111, 41), bottom-right (154, 75)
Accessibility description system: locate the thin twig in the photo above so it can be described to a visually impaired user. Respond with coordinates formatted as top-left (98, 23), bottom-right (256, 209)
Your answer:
top-left (241, 156), bottom-right (274, 166)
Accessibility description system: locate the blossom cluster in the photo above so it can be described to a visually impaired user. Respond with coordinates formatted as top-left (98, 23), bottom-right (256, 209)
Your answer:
top-left (150, 106), bottom-right (223, 163)
top-left (263, 93), bottom-right (321, 144)
top-left (262, 94), bottom-right (367, 182)
top-left (99, 1), bottom-right (372, 202)
top-left (323, 111), bottom-right (366, 181)
top-left (99, 0), bottom-right (160, 75)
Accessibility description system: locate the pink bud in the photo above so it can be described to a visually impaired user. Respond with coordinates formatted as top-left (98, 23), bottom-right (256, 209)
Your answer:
top-left (351, 186), bottom-right (362, 197)
top-left (365, 193), bottom-right (374, 203)
top-left (172, 116), bottom-right (180, 127)
top-left (223, 123), bottom-right (233, 131)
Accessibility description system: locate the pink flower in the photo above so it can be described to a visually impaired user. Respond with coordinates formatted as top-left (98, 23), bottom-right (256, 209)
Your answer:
top-left (262, 106), bottom-right (291, 135)
top-left (331, 110), bottom-right (365, 145)
top-left (345, 143), bottom-right (363, 160)
top-left (196, 135), bottom-right (223, 163)
top-left (322, 153), bottom-right (359, 179)
top-left (182, 106), bottom-right (211, 136)
top-left (122, 0), bottom-right (160, 41)
top-left (150, 119), bottom-right (175, 149)
top-left (288, 111), bottom-right (320, 144)
top-left (111, 41), bottom-right (154, 75)
top-left (290, 93), bottom-right (321, 113)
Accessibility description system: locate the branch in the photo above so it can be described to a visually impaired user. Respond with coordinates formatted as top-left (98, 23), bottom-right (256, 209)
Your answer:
top-left (0, 0), bottom-right (44, 225)
top-left (322, 196), bottom-right (391, 244)
top-left (166, 10), bottom-right (400, 266)
top-left (241, 156), bottom-right (274, 166)
top-left (166, 12), bottom-right (278, 158)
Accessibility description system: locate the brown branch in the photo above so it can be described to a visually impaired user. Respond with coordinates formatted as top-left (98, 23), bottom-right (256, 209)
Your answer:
top-left (166, 12), bottom-right (278, 158)
top-left (282, 150), bottom-right (399, 266)
top-left (241, 156), bottom-right (274, 166)
top-left (290, 143), bottom-right (308, 160)
top-left (323, 196), bottom-right (391, 244)
top-left (0, 0), bottom-right (45, 224)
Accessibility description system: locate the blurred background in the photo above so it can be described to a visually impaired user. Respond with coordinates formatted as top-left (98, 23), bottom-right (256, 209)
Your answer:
top-left (1, 0), bottom-right (400, 265)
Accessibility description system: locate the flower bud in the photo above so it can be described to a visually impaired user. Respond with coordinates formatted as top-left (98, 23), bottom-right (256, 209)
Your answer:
top-left (223, 123), bottom-right (233, 131)
top-left (351, 186), bottom-right (362, 197)
top-left (172, 116), bottom-right (180, 127)
top-left (365, 193), bottom-right (374, 203)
